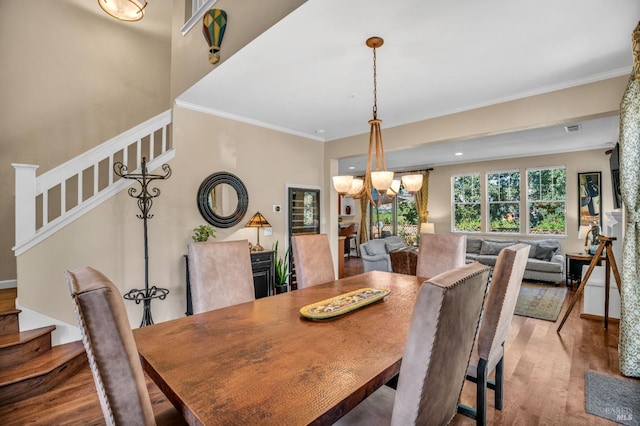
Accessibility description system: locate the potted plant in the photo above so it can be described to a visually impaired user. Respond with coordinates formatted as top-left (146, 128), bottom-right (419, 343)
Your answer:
top-left (273, 240), bottom-right (291, 294)
top-left (192, 224), bottom-right (216, 242)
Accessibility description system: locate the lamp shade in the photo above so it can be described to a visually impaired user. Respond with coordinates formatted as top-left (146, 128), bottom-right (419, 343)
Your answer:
top-left (371, 171), bottom-right (394, 192)
top-left (420, 222), bottom-right (435, 234)
top-left (333, 175), bottom-right (354, 194)
top-left (578, 225), bottom-right (592, 240)
top-left (402, 174), bottom-right (423, 192)
top-left (386, 179), bottom-right (401, 196)
top-left (245, 211), bottom-right (271, 228)
top-left (348, 178), bottom-right (364, 196)
top-left (98, 0), bottom-right (147, 21)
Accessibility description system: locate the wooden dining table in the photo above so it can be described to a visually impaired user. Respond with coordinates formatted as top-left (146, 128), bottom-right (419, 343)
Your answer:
top-left (133, 271), bottom-right (424, 425)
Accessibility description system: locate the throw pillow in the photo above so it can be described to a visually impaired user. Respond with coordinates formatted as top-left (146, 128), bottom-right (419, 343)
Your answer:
top-left (534, 243), bottom-right (558, 261)
top-left (466, 238), bottom-right (483, 254)
top-left (479, 240), bottom-right (514, 256)
top-left (365, 240), bottom-right (388, 256)
top-left (519, 240), bottom-right (539, 258)
top-left (385, 241), bottom-right (406, 252)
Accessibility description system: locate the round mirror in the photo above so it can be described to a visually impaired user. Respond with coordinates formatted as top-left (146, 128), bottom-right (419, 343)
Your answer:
top-left (197, 172), bottom-right (249, 228)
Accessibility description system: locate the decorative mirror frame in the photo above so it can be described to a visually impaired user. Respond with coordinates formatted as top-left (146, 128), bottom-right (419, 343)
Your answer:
top-left (197, 172), bottom-right (249, 228)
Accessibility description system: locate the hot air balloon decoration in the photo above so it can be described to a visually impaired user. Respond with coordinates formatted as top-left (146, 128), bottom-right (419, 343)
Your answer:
top-left (202, 9), bottom-right (227, 65)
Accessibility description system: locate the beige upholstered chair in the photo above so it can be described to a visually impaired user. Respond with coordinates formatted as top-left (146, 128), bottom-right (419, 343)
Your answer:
top-left (66, 267), bottom-right (186, 426)
top-left (291, 234), bottom-right (336, 289)
top-left (187, 239), bottom-right (255, 314)
top-left (416, 232), bottom-right (467, 278)
top-left (335, 262), bottom-right (491, 426)
top-left (458, 243), bottom-right (530, 426)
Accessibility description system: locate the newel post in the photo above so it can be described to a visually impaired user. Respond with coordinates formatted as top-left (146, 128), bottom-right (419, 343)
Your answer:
top-left (12, 163), bottom-right (39, 250)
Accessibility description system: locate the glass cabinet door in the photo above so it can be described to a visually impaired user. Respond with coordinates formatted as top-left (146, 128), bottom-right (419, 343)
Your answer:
top-left (288, 188), bottom-right (320, 290)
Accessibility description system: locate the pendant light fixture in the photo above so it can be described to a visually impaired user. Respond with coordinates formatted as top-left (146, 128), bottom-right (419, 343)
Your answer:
top-left (333, 37), bottom-right (423, 205)
top-left (98, 0), bottom-right (147, 22)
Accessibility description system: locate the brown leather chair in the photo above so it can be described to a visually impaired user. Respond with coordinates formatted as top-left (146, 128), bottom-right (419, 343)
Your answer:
top-left (187, 239), bottom-right (255, 314)
top-left (66, 267), bottom-right (186, 426)
top-left (416, 232), bottom-right (467, 278)
top-left (335, 262), bottom-right (491, 426)
top-left (291, 234), bottom-right (335, 289)
top-left (459, 243), bottom-right (530, 426)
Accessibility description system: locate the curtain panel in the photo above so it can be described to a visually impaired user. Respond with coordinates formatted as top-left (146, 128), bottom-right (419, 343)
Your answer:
top-left (619, 21), bottom-right (640, 377)
top-left (414, 171), bottom-right (430, 225)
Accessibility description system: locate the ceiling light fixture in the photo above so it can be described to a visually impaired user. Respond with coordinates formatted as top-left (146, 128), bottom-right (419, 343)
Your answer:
top-left (98, 0), bottom-right (147, 22)
top-left (333, 37), bottom-right (422, 204)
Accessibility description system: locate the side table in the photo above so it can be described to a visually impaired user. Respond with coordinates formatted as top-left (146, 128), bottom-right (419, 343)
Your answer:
top-left (565, 252), bottom-right (604, 289)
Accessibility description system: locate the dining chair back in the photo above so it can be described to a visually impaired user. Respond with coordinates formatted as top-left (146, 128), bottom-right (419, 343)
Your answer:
top-left (291, 234), bottom-right (335, 289)
top-left (459, 243), bottom-right (530, 425)
top-left (335, 261), bottom-right (491, 426)
top-left (66, 267), bottom-right (185, 426)
top-left (416, 232), bottom-right (467, 278)
top-left (187, 239), bottom-right (255, 314)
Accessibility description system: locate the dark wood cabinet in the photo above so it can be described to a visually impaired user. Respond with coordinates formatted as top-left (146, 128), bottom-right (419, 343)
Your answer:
top-left (184, 250), bottom-right (275, 316)
top-left (251, 250), bottom-right (275, 299)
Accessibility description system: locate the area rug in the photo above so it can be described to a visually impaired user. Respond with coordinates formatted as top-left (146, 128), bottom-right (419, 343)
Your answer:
top-left (514, 281), bottom-right (567, 322)
top-left (585, 371), bottom-right (640, 425)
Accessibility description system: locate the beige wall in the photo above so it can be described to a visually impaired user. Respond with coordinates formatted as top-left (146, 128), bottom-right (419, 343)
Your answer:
top-left (0, 0), bottom-right (172, 281)
top-left (427, 149), bottom-right (615, 254)
top-left (17, 106), bottom-right (324, 326)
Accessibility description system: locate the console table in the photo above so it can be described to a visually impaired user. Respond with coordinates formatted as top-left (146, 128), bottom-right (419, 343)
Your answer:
top-left (184, 249), bottom-right (275, 316)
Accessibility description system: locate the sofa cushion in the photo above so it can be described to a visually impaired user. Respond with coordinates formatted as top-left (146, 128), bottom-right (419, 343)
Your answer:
top-left (518, 240), bottom-right (539, 258)
top-left (526, 258), bottom-right (563, 273)
top-left (365, 240), bottom-right (388, 256)
top-left (466, 238), bottom-right (483, 254)
top-left (479, 240), bottom-right (515, 256)
top-left (477, 255), bottom-right (498, 266)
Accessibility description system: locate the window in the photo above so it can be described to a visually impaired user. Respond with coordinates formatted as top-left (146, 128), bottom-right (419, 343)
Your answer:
top-left (487, 171), bottom-right (520, 233)
top-left (452, 174), bottom-right (481, 232)
top-left (368, 185), bottom-right (419, 245)
top-left (527, 167), bottom-right (566, 235)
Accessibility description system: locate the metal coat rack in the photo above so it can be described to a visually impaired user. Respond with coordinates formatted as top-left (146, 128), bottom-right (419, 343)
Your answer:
top-left (114, 157), bottom-right (171, 327)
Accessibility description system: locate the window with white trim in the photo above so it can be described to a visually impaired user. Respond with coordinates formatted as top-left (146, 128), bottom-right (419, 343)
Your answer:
top-left (452, 173), bottom-right (481, 232)
top-left (526, 167), bottom-right (566, 235)
top-left (487, 171), bottom-right (520, 233)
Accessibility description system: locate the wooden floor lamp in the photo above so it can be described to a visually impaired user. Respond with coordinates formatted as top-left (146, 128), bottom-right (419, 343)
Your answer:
top-left (557, 236), bottom-right (622, 333)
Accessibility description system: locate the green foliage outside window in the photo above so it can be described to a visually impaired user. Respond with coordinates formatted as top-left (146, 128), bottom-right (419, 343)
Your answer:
top-left (453, 174), bottom-right (481, 232)
top-left (527, 168), bottom-right (566, 235)
top-left (488, 171), bottom-right (520, 233)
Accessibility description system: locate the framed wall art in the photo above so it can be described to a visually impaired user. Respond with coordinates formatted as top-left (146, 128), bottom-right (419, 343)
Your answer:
top-left (578, 171), bottom-right (602, 227)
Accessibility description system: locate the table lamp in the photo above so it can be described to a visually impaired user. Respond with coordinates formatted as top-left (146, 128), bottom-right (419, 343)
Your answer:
top-left (245, 211), bottom-right (271, 251)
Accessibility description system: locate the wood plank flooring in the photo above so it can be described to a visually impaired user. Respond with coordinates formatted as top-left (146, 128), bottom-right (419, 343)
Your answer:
top-left (0, 258), bottom-right (635, 425)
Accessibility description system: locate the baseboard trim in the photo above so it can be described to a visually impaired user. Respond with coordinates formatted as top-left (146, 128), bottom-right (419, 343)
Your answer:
top-left (580, 313), bottom-right (620, 323)
top-left (0, 279), bottom-right (17, 289)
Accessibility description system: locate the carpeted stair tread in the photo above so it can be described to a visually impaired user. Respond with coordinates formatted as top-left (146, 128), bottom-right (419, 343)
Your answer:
top-left (0, 340), bottom-right (85, 387)
top-left (0, 325), bottom-right (55, 349)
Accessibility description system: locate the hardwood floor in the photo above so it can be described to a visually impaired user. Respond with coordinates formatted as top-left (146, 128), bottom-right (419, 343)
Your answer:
top-left (0, 259), bottom-right (634, 425)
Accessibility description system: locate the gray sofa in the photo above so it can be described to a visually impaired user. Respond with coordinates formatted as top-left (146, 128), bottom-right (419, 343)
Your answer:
top-left (466, 237), bottom-right (564, 284)
top-left (359, 236), bottom-right (407, 272)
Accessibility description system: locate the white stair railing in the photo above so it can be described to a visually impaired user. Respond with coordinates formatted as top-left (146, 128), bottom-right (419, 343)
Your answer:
top-left (13, 110), bottom-right (174, 256)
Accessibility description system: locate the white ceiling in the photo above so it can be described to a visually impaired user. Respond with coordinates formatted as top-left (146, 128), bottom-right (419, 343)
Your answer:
top-left (176, 0), bottom-right (639, 173)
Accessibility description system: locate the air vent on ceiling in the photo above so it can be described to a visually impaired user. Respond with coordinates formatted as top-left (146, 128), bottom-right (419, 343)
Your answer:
top-left (565, 124), bottom-right (581, 133)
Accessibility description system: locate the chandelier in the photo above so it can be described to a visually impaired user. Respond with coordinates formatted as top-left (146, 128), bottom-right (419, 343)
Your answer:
top-left (333, 37), bottom-right (422, 205)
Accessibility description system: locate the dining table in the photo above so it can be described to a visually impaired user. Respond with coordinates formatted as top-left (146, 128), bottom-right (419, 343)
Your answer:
top-left (133, 270), bottom-right (424, 425)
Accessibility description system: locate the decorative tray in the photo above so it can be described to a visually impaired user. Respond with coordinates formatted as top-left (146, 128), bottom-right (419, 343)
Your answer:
top-left (300, 288), bottom-right (391, 320)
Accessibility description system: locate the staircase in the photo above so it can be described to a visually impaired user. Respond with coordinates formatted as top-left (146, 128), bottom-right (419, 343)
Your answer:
top-left (0, 288), bottom-right (87, 407)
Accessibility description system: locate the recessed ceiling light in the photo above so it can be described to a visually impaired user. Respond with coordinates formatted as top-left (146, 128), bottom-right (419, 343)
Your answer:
top-left (314, 129), bottom-right (325, 134)
top-left (455, 152), bottom-right (463, 156)
top-left (455, 146), bottom-right (463, 156)
top-left (565, 124), bottom-right (581, 132)
top-left (348, 166), bottom-right (355, 170)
